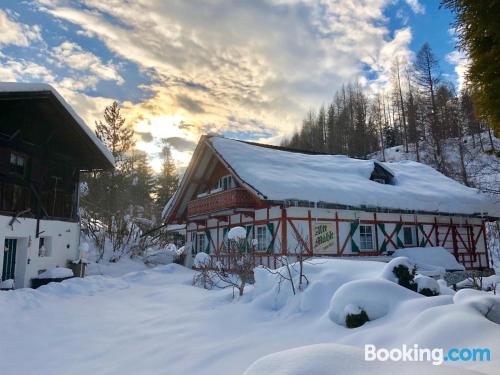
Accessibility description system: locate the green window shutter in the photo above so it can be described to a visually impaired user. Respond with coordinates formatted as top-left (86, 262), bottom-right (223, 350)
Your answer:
top-left (395, 223), bottom-right (404, 248)
top-left (350, 221), bottom-right (359, 253)
top-left (245, 225), bottom-right (253, 252)
top-left (418, 224), bottom-right (427, 246)
top-left (205, 230), bottom-right (211, 254)
top-left (222, 227), bottom-right (229, 252)
top-left (378, 223), bottom-right (387, 253)
top-left (266, 223), bottom-right (275, 253)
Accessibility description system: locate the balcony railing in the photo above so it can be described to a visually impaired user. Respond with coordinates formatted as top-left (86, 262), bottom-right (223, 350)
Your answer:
top-left (187, 188), bottom-right (255, 217)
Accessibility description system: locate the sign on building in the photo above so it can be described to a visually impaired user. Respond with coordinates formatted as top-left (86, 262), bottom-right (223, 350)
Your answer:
top-left (313, 223), bottom-right (336, 253)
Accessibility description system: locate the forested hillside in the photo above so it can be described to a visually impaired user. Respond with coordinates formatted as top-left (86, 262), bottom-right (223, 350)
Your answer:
top-left (281, 43), bottom-right (498, 195)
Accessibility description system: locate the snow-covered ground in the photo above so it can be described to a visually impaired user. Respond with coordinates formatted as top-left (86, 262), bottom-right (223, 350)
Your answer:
top-left (1, 258), bottom-right (499, 375)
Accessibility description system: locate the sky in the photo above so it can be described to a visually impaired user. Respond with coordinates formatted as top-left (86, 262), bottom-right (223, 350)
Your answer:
top-left (0, 0), bottom-right (465, 171)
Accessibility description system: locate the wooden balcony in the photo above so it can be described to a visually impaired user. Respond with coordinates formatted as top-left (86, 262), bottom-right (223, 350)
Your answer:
top-left (187, 188), bottom-right (255, 217)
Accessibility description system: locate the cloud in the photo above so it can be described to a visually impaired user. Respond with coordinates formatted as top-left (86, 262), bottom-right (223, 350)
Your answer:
top-left (36, 0), bottom-right (414, 144)
top-left (0, 58), bottom-right (55, 82)
top-left (176, 94), bottom-right (205, 114)
top-left (51, 41), bottom-right (123, 84)
top-left (404, 0), bottom-right (425, 14)
top-left (0, 10), bottom-right (41, 48)
top-left (446, 50), bottom-right (469, 92)
top-left (164, 137), bottom-right (197, 152)
top-left (137, 131), bottom-right (154, 143)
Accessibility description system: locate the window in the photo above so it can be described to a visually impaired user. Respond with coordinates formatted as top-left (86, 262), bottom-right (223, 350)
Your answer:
top-left (403, 226), bottom-right (415, 246)
top-left (219, 175), bottom-right (235, 191)
top-left (255, 226), bottom-right (268, 252)
top-left (10, 152), bottom-right (26, 176)
top-left (359, 225), bottom-right (374, 251)
top-left (38, 237), bottom-right (52, 257)
top-left (373, 178), bottom-right (386, 184)
top-left (197, 232), bottom-right (206, 253)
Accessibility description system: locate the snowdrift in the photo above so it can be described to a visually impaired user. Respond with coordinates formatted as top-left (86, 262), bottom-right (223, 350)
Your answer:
top-left (1, 258), bottom-right (499, 375)
top-left (243, 343), bottom-right (480, 375)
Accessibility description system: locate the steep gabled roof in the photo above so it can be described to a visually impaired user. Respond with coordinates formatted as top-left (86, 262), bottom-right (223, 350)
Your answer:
top-left (164, 135), bottom-right (498, 223)
top-left (0, 82), bottom-right (114, 170)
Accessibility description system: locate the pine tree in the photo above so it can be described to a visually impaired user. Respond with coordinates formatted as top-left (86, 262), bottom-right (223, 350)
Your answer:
top-left (124, 150), bottom-right (155, 216)
top-left (155, 144), bottom-right (179, 217)
top-left (81, 101), bottom-right (136, 231)
top-left (442, 0), bottom-right (500, 133)
top-left (95, 101), bottom-right (135, 162)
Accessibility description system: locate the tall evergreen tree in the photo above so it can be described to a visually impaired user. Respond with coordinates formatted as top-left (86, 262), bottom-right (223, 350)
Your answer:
top-left (81, 101), bottom-right (136, 231)
top-left (155, 144), bottom-right (179, 217)
top-left (442, 0), bottom-right (500, 133)
top-left (95, 101), bottom-right (135, 162)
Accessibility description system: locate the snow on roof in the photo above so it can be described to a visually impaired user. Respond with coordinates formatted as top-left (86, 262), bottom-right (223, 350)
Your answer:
top-left (0, 82), bottom-right (114, 167)
top-left (209, 136), bottom-right (497, 217)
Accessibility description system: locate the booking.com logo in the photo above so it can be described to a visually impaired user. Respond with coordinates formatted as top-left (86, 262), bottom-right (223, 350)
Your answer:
top-left (365, 344), bottom-right (491, 366)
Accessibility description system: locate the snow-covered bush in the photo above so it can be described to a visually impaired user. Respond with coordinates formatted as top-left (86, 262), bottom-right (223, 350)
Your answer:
top-left (457, 271), bottom-right (498, 293)
top-left (414, 274), bottom-right (440, 296)
top-left (454, 289), bottom-right (500, 324)
top-left (228, 226), bottom-right (246, 241)
top-left (381, 257), bottom-right (417, 291)
top-left (437, 279), bottom-right (455, 295)
top-left (206, 226), bottom-right (255, 297)
top-left (328, 279), bottom-right (421, 325)
top-left (192, 252), bottom-right (214, 290)
top-left (344, 305), bottom-right (369, 328)
top-left (194, 252), bottom-right (211, 268)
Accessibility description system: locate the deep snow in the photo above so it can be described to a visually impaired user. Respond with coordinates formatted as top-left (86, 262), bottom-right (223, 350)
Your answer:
top-left (0, 259), bottom-right (499, 375)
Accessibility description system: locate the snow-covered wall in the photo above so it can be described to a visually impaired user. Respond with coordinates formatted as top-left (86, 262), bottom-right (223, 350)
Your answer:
top-left (0, 215), bottom-right (80, 288)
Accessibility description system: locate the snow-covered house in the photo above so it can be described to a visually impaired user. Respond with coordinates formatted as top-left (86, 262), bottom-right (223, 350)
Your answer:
top-left (0, 83), bottom-right (114, 288)
top-left (163, 135), bottom-right (498, 270)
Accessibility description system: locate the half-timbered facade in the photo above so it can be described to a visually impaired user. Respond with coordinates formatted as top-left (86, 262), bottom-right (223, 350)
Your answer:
top-left (0, 83), bottom-right (114, 288)
top-left (164, 135), bottom-right (498, 270)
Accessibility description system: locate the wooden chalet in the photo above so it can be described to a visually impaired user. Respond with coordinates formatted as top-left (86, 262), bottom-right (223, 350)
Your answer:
top-left (0, 83), bottom-right (114, 288)
top-left (163, 135), bottom-right (498, 270)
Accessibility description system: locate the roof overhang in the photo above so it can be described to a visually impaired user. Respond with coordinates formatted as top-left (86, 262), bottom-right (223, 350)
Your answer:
top-left (0, 83), bottom-right (114, 171)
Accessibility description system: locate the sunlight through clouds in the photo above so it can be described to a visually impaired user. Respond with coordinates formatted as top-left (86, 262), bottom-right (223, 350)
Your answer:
top-left (1, 0), bottom-right (453, 169)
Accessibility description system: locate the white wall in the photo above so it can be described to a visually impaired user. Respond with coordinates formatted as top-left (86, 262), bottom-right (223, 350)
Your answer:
top-left (184, 206), bottom-right (488, 269)
top-left (0, 215), bottom-right (80, 288)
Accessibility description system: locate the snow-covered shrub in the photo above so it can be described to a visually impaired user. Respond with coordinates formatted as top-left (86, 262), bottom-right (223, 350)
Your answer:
top-left (329, 279), bottom-right (421, 325)
top-left (454, 289), bottom-right (500, 324)
top-left (414, 274), bottom-right (440, 296)
top-left (228, 226), bottom-right (246, 240)
top-left (192, 252), bottom-right (214, 290)
top-left (457, 270), bottom-right (498, 292)
top-left (194, 252), bottom-right (211, 268)
top-left (437, 279), bottom-right (455, 295)
top-left (381, 257), bottom-right (417, 291)
top-left (344, 305), bottom-right (369, 328)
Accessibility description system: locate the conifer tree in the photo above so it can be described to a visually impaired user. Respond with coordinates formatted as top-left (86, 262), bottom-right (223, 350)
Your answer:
top-left (442, 0), bottom-right (500, 133)
top-left (155, 144), bottom-right (179, 217)
top-left (81, 101), bottom-right (136, 231)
